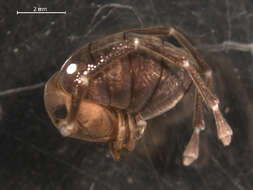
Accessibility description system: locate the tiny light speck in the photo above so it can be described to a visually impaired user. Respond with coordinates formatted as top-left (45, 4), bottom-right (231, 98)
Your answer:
top-left (13, 48), bottom-right (19, 53)
top-left (66, 63), bottom-right (77, 74)
top-left (134, 38), bottom-right (139, 47)
top-left (81, 76), bottom-right (89, 86)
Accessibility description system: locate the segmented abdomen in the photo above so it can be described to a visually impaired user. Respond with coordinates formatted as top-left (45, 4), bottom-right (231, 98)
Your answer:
top-left (87, 52), bottom-right (191, 120)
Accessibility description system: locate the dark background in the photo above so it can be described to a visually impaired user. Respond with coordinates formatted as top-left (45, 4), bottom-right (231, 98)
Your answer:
top-left (1, 0), bottom-right (253, 189)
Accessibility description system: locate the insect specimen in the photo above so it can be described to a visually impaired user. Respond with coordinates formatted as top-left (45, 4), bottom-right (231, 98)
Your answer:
top-left (44, 26), bottom-right (233, 166)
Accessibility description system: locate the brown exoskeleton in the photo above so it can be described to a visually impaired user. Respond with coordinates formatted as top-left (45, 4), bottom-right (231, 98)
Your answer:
top-left (44, 26), bottom-right (233, 166)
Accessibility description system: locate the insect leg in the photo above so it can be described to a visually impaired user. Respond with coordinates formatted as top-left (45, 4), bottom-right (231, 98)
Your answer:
top-left (126, 26), bottom-right (213, 88)
top-left (126, 113), bottom-right (147, 152)
top-left (126, 114), bottom-right (137, 151)
top-left (181, 59), bottom-right (233, 146)
top-left (109, 111), bottom-right (127, 160)
top-left (134, 42), bottom-right (233, 148)
top-left (164, 27), bottom-right (218, 165)
top-left (183, 89), bottom-right (205, 165)
top-left (126, 27), bottom-right (233, 148)
top-left (58, 85), bottom-right (87, 137)
top-left (144, 27), bottom-right (216, 165)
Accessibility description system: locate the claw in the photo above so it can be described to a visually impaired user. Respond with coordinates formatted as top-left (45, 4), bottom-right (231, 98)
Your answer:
top-left (183, 128), bottom-right (200, 166)
top-left (109, 143), bottom-right (121, 160)
top-left (183, 156), bottom-right (197, 166)
top-left (213, 108), bottom-right (233, 146)
top-left (221, 136), bottom-right (232, 146)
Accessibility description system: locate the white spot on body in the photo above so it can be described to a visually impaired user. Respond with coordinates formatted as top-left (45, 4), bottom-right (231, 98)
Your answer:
top-left (212, 103), bottom-right (219, 111)
top-left (80, 76), bottom-right (89, 86)
top-left (59, 121), bottom-right (76, 137)
top-left (182, 60), bottom-right (190, 68)
top-left (205, 70), bottom-right (212, 78)
top-left (66, 63), bottom-right (77, 74)
top-left (61, 56), bottom-right (72, 70)
top-left (134, 38), bottom-right (139, 48)
top-left (60, 127), bottom-right (72, 137)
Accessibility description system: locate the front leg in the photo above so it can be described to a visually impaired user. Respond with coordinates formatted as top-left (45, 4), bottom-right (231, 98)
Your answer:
top-left (109, 112), bottom-right (147, 159)
top-left (126, 113), bottom-right (147, 151)
top-left (109, 111), bottom-right (127, 160)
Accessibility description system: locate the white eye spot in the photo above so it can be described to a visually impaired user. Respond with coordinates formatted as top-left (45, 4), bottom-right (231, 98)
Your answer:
top-left (66, 63), bottom-right (77, 74)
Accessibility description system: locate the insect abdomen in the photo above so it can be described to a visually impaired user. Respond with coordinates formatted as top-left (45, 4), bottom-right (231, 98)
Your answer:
top-left (140, 64), bottom-right (191, 120)
top-left (87, 53), bottom-right (191, 119)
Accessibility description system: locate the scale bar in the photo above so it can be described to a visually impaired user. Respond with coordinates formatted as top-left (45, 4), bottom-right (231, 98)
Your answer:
top-left (17, 11), bottom-right (66, 15)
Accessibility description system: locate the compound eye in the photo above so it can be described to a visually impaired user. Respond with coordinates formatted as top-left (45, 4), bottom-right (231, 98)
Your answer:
top-left (53, 104), bottom-right (67, 119)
